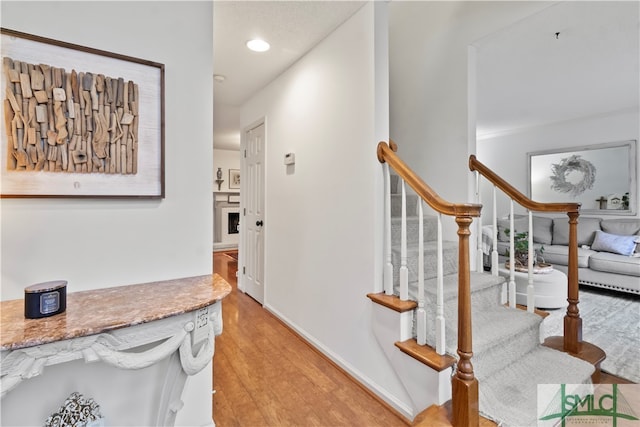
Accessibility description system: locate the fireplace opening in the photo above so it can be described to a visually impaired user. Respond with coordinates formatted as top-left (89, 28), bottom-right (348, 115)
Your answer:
top-left (228, 212), bottom-right (240, 234)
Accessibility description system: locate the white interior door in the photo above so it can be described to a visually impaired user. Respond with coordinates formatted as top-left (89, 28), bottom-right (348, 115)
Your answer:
top-left (240, 121), bottom-right (265, 304)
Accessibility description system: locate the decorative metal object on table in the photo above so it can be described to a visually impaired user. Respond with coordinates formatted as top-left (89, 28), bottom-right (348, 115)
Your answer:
top-left (45, 392), bottom-right (104, 427)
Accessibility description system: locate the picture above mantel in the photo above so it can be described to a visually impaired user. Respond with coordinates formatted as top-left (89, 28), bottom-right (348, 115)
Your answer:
top-left (528, 140), bottom-right (637, 215)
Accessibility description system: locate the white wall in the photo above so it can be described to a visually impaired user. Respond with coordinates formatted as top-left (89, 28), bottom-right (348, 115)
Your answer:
top-left (387, 1), bottom-right (556, 266)
top-left (477, 109), bottom-right (640, 220)
top-left (389, 1), bottom-right (639, 226)
top-left (240, 3), bottom-right (412, 418)
top-left (0, 2), bottom-right (214, 426)
top-left (388, 1), bottom-right (553, 212)
top-left (213, 148), bottom-right (240, 193)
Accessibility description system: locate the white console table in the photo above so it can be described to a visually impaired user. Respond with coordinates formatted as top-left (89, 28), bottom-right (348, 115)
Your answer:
top-left (1, 274), bottom-right (231, 426)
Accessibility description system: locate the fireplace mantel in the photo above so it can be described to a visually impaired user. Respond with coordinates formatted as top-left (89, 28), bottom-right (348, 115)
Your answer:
top-left (214, 199), bottom-right (240, 249)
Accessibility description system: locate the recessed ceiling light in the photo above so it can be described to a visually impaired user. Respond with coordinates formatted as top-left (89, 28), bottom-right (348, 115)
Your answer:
top-left (246, 39), bottom-right (270, 52)
top-left (213, 74), bottom-right (226, 83)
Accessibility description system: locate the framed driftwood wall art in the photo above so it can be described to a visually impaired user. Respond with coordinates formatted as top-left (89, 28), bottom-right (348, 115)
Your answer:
top-left (1, 28), bottom-right (165, 198)
top-left (528, 140), bottom-right (637, 215)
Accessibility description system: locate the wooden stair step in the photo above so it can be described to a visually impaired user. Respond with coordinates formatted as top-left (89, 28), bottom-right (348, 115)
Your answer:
top-left (542, 336), bottom-right (606, 383)
top-left (511, 303), bottom-right (550, 318)
top-left (413, 402), bottom-right (497, 427)
top-left (395, 339), bottom-right (455, 372)
top-left (367, 292), bottom-right (417, 313)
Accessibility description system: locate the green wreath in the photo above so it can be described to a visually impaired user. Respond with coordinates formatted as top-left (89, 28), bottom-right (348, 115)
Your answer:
top-left (549, 155), bottom-right (596, 197)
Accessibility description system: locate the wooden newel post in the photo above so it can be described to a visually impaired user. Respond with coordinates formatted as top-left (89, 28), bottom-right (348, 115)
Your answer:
top-left (452, 216), bottom-right (479, 427)
top-left (564, 212), bottom-right (582, 354)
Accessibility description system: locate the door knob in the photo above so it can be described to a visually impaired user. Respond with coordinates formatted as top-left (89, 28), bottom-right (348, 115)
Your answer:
top-left (256, 220), bottom-right (263, 227)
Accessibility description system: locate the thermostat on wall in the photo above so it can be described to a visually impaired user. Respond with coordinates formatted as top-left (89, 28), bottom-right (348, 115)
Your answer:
top-left (284, 152), bottom-right (295, 165)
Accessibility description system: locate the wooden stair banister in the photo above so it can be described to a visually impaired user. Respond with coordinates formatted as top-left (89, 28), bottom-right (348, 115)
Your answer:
top-left (468, 155), bottom-right (589, 357)
top-left (378, 140), bottom-right (481, 427)
top-left (468, 155), bottom-right (580, 214)
top-left (379, 142), bottom-right (482, 218)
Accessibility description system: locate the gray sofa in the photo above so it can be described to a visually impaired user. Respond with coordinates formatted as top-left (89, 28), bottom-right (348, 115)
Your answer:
top-left (484, 216), bottom-right (640, 295)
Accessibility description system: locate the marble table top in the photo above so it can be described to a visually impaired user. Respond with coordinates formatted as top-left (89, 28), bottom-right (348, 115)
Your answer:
top-left (1, 274), bottom-right (231, 351)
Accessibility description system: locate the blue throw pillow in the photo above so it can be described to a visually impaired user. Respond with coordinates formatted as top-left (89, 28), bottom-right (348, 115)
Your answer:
top-left (591, 230), bottom-right (638, 256)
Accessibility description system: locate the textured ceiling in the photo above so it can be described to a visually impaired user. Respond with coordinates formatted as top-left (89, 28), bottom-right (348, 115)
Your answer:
top-left (212, 1), bottom-right (639, 150)
top-left (213, 1), bottom-right (365, 150)
top-left (475, 1), bottom-right (639, 139)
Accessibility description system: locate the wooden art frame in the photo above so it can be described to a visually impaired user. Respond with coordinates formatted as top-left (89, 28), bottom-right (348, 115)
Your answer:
top-left (229, 169), bottom-right (240, 189)
top-left (528, 140), bottom-right (637, 215)
top-left (1, 28), bottom-right (165, 198)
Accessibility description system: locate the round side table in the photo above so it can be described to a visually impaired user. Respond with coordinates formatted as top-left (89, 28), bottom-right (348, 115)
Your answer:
top-left (498, 266), bottom-right (568, 309)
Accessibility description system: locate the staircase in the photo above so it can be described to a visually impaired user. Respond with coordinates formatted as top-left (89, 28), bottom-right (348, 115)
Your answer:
top-left (370, 141), bottom-right (603, 426)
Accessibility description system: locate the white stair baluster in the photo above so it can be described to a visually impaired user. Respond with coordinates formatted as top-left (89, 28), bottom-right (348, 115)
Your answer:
top-left (492, 186), bottom-right (499, 276)
top-left (384, 165), bottom-right (393, 295)
top-left (527, 211), bottom-right (535, 312)
top-left (475, 171), bottom-right (483, 273)
top-left (435, 213), bottom-right (445, 355)
top-left (508, 200), bottom-right (516, 309)
top-left (493, 187), bottom-right (506, 304)
top-left (416, 199), bottom-right (426, 345)
top-left (399, 180), bottom-right (409, 301)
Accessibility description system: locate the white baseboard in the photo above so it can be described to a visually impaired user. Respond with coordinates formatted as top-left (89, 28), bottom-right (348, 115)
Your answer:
top-left (212, 243), bottom-right (238, 252)
top-left (263, 303), bottom-right (414, 420)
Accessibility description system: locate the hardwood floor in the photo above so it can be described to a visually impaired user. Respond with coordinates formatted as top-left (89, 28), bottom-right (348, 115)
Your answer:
top-left (599, 370), bottom-right (635, 384)
top-left (212, 251), bottom-right (408, 426)
top-left (211, 251), bottom-right (634, 426)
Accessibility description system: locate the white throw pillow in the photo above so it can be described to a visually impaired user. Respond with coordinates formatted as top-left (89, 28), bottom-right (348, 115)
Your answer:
top-left (590, 230), bottom-right (638, 256)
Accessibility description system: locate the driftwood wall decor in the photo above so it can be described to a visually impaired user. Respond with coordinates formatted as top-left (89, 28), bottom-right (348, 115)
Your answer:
top-left (1, 28), bottom-right (164, 198)
top-left (3, 57), bottom-right (139, 175)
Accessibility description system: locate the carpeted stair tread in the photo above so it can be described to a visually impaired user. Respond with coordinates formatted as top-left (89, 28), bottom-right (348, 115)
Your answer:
top-left (469, 307), bottom-right (541, 353)
top-left (390, 173), bottom-right (400, 194)
top-left (401, 272), bottom-right (504, 314)
top-left (478, 347), bottom-right (595, 427)
top-left (464, 307), bottom-right (543, 378)
top-left (390, 215), bottom-right (434, 223)
top-left (391, 193), bottom-right (419, 217)
top-left (400, 272), bottom-right (508, 353)
top-left (390, 215), bottom-right (439, 244)
top-left (419, 273), bottom-right (504, 317)
top-left (422, 272), bottom-right (504, 300)
top-left (391, 241), bottom-right (459, 283)
top-left (391, 240), bottom-right (458, 257)
top-left (426, 304), bottom-right (542, 364)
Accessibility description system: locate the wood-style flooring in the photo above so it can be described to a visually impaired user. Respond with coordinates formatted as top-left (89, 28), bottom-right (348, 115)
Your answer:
top-left (212, 251), bottom-right (408, 426)
top-left (211, 251), bottom-right (633, 426)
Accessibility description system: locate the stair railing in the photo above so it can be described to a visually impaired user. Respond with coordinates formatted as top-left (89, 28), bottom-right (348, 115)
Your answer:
top-left (468, 154), bottom-right (584, 354)
top-left (378, 140), bottom-right (482, 427)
